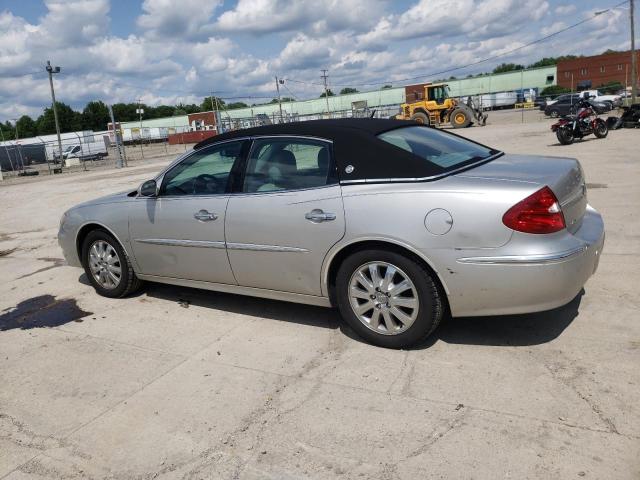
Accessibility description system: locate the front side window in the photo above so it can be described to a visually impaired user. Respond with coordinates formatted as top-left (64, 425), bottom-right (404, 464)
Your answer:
top-left (377, 126), bottom-right (496, 170)
top-left (160, 140), bottom-right (246, 196)
top-left (243, 138), bottom-right (336, 193)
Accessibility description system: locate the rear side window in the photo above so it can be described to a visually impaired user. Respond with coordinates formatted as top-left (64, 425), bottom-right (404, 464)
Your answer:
top-left (377, 126), bottom-right (495, 170)
top-left (243, 138), bottom-right (336, 193)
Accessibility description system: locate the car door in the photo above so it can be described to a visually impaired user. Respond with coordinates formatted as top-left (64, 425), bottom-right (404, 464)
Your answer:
top-left (225, 136), bottom-right (345, 296)
top-left (129, 140), bottom-right (249, 284)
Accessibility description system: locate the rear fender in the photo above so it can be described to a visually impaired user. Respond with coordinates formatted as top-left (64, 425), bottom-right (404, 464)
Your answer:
top-left (551, 119), bottom-right (569, 131)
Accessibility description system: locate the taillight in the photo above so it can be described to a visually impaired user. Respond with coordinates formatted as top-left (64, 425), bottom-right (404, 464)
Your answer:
top-left (502, 186), bottom-right (565, 234)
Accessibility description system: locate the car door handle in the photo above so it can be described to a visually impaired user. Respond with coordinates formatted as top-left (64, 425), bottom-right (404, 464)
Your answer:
top-left (305, 209), bottom-right (336, 223)
top-left (194, 209), bottom-right (218, 221)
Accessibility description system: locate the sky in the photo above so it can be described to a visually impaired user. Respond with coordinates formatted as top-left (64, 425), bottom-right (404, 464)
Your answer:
top-left (0, 0), bottom-right (636, 121)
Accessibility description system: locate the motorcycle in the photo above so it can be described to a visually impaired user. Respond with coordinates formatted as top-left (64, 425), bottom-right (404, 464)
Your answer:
top-left (551, 96), bottom-right (608, 145)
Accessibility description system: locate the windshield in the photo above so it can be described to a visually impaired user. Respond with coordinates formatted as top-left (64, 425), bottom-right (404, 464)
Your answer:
top-left (377, 126), bottom-right (497, 171)
top-left (64, 146), bottom-right (75, 152)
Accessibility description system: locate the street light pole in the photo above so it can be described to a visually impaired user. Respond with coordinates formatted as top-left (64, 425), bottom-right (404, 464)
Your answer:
top-left (275, 76), bottom-right (284, 122)
top-left (631, 0), bottom-right (637, 103)
top-left (45, 61), bottom-right (63, 170)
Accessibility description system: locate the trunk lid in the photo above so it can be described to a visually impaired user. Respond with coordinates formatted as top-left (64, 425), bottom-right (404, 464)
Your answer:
top-left (457, 154), bottom-right (587, 233)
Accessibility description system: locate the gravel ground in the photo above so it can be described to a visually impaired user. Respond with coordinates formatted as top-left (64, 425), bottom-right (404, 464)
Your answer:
top-left (0, 111), bottom-right (638, 479)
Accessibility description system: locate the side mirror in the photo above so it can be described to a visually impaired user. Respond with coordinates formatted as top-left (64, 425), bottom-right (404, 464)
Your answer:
top-left (139, 179), bottom-right (158, 197)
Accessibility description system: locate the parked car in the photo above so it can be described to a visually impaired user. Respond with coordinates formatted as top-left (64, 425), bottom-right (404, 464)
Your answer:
top-left (58, 119), bottom-right (604, 348)
top-left (545, 95), bottom-right (609, 117)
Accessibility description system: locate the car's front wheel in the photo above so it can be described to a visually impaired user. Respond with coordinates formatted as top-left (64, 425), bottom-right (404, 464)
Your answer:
top-left (81, 229), bottom-right (142, 298)
top-left (335, 249), bottom-right (444, 348)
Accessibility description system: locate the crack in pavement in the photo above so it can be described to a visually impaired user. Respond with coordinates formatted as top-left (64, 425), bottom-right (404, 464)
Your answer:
top-left (543, 353), bottom-right (620, 435)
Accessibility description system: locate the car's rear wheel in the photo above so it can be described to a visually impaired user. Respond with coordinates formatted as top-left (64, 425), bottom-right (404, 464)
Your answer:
top-left (81, 229), bottom-right (142, 298)
top-left (335, 249), bottom-right (444, 348)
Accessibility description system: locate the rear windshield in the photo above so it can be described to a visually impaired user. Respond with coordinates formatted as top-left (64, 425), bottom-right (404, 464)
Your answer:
top-left (377, 126), bottom-right (497, 171)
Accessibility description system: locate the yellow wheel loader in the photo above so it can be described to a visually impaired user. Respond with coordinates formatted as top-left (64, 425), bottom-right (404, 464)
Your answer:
top-left (395, 83), bottom-right (487, 128)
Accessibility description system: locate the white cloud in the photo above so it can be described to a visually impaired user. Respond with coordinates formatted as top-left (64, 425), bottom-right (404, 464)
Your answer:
top-left (555, 4), bottom-right (577, 15)
top-left (216, 0), bottom-right (385, 34)
top-left (359, 0), bottom-right (549, 48)
top-left (137, 0), bottom-right (222, 39)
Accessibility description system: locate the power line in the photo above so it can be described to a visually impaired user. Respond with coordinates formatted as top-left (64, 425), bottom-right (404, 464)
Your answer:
top-left (285, 0), bottom-right (628, 88)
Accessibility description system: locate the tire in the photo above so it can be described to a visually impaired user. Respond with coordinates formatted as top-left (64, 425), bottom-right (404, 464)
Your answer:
top-left (450, 108), bottom-right (471, 128)
top-left (549, 109), bottom-right (560, 118)
top-left (335, 249), bottom-right (444, 349)
top-left (594, 120), bottom-right (608, 138)
top-left (410, 112), bottom-right (429, 125)
top-left (556, 128), bottom-right (574, 145)
top-left (81, 229), bottom-right (143, 298)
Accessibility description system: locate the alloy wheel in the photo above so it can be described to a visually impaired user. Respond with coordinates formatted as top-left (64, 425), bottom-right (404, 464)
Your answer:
top-left (348, 261), bottom-right (419, 335)
top-left (88, 240), bottom-right (122, 290)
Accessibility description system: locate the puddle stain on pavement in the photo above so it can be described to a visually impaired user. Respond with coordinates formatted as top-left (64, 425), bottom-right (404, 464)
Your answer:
top-left (0, 295), bottom-right (92, 331)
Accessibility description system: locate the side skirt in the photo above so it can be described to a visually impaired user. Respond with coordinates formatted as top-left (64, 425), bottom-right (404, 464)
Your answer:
top-left (136, 274), bottom-right (332, 308)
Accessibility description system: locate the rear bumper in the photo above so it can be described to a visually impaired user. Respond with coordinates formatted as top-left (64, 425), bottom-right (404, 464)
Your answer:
top-left (446, 205), bottom-right (604, 317)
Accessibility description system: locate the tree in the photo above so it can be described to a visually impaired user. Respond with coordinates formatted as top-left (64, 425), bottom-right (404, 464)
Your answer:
top-left (200, 97), bottom-right (223, 111)
top-left (528, 57), bottom-right (557, 68)
top-left (36, 102), bottom-right (82, 135)
top-left (597, 81), bottom-right (624, 94)
top-left (226, 102), bottom-right (249, 110)
top-left (111, 103), bottom-right (138, 122)
top-left (492, 63), bottom-right (524, 74)
top-left (147, 105), bottom-right (175, 119)
top-left (81, 101), bottom-right (110, 131)
top-left (171, 103), bottom-right (199, 114)
top-left (16, 115), bottom-right (37, 138)
top-left (381, 85), bottom-right (393, 89)
top-left (0, 121), bottom-right (15, 140)
top-left (340, 87), bottom-right (359, 95)
top-left (319, 89), bottom-right (335, 98)
top-left (540, 85), bottom-right (571, 96)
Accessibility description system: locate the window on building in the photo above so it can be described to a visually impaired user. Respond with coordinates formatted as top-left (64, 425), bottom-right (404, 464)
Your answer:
top-left (564, 72), bottom-right (571, 78)
top-left (580, 68), bottom-right (587, 76)
top-left (600, 66), bottom-right (605, 73)
top-left (618, 64), bottom-right (624, 71)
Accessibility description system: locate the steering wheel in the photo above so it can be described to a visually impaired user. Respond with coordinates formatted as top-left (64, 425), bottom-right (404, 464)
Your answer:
top-left (192, 174), bottom-right (221, 194)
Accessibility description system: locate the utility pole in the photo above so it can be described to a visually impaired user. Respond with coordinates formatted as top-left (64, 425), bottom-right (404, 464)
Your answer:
top-left (210, 93), bottom-right (219, 133)
top-left (275, 76), bottom-right (284, 122)
top-left (12, 120), bottom-right (24, 172)
top-left (321, 69), bottom-right (331, 116)
top-left (631, 0), bottom-right (637, 103)
top-left (108, 104), bottom-right (124, 168)
top-left (45, 61), bottom-right (63, 170)
top-left (136, 98), bottom-right (144, 158)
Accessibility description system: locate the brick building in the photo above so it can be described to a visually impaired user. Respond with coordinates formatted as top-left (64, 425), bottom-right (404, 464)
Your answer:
top-left (187, 111), bottom-right (217, 131)
top-left (557, 50), bottom-right (639, 91)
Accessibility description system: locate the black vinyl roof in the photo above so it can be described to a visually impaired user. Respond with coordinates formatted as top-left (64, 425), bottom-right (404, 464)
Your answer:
top-left (193, 119), bottom-right (457, 181)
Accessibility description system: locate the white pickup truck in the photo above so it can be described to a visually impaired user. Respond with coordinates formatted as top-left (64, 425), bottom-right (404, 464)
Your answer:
top-left (582, 90), bottom-right (622, 107)
top-left (53, 143), bottom-right (108, 166)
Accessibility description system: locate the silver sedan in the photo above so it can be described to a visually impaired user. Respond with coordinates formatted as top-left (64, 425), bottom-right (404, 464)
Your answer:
top-left (58, 119), bottom-right (604, 348)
